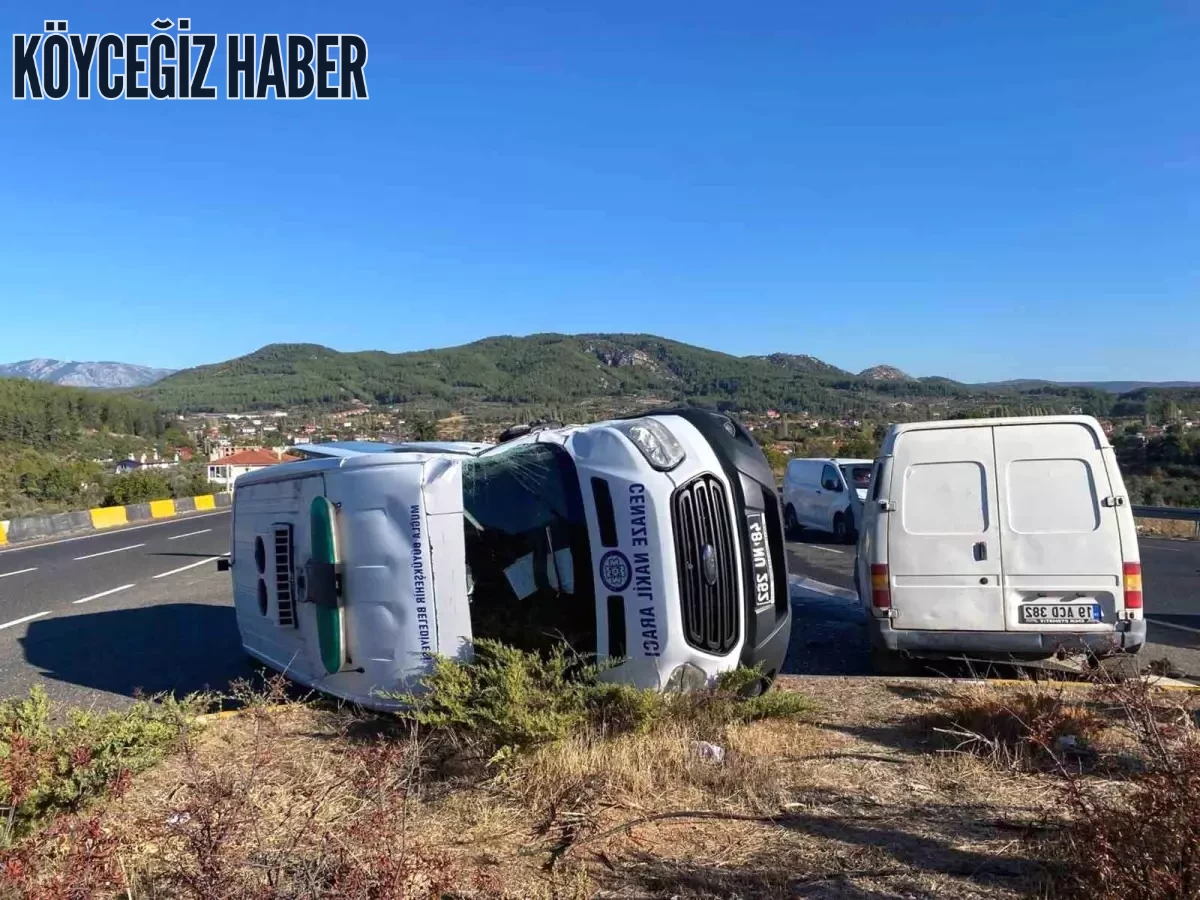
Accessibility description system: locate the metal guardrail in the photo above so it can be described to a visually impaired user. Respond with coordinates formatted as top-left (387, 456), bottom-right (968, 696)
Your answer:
top-left (1132, 505), bottom-right (1200, 538)
top-left (1132, 506), bottom-right (1200, 522)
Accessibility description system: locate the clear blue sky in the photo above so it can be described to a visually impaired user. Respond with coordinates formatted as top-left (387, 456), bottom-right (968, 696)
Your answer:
top-left (0, 1), bottom-right (1195, 381)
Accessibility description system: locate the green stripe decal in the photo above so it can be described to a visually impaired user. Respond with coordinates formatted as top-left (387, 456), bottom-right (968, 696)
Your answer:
top-left (310, 496), bottom-right (345, 675)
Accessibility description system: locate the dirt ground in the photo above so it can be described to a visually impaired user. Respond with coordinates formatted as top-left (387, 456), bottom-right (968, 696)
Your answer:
top-left (92, 676), bottom-right (1070, 899)
top-left (1136, 517), bottom-right (1199, 540)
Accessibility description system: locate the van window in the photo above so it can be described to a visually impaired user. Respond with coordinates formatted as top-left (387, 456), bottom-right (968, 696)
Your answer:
top-left (871, 460), bottom-right (885, 501)
top-left (462, 442), bottom-right (597, 654)
top-left (840, 464), bottom-right (872, 491)
top-left (1006, 458), bottom-right (1100, 534)
top-left (821, 464), bottom-right (839, 490)
top-left (902, 461), bottom-right (989, 535)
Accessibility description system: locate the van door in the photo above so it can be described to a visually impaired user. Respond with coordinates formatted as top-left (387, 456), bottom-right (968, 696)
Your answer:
top-left (815, 463), bottom-right (842, 531)
top-left (795, 461), bottom-right (822, 529)
top-left (888, 427), bottom-right (1004, 631)
top-left (993, 422), bottom-right (1122, 634)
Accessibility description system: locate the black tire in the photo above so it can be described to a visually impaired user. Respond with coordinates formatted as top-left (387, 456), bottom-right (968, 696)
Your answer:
top-left (832, 512), bottom-right (851, 544)
top-left (870, 646), bottom-right (913, 677)
top-left (784, 504), bottom-right (801, 538)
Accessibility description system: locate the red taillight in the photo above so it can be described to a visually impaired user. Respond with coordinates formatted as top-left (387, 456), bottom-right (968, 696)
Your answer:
top-left (870, 564), bottom-right (891, 609)
top-left (1123, 562), bottom-right (1143, 610)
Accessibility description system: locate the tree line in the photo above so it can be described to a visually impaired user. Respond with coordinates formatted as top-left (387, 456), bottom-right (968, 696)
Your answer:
top-left (0, 377), bottom-right (205, 519)
top-left (0, 377), bottom-right (165, 447)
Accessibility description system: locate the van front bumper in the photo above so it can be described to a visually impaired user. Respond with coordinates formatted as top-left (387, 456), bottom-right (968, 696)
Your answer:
top-left (868, 617), bottom-right (1146, 656)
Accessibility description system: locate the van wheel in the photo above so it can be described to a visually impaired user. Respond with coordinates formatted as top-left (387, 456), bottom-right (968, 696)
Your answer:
top-left (833, 512), bottom-right (852, 544)
top-left (784, 505), bottom-right (801, 538)
top-left (870, 646), bottom-right (913, 677)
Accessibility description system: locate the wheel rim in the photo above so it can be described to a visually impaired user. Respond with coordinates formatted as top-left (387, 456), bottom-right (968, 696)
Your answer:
top-left (834, 517), bottom-right (846, 540)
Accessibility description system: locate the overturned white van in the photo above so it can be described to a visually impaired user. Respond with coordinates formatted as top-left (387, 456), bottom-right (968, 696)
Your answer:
top-left (854, 415), bottom-right (1145, 671)
top-left (225, 410), bottom-right (792, 708)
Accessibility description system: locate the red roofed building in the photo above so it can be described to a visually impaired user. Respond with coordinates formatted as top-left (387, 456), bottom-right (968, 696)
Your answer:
top-left (207, 448), bottom-right (299, 490)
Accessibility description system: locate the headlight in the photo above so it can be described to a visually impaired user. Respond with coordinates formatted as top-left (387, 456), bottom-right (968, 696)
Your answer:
top-left (616, 418), bottom-right (686, 471)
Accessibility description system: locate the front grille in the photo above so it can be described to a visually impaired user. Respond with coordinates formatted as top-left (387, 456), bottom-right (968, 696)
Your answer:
top-left (671, 474), bottom-right (738, 654)
top-left (273, 524), bottom-right (296, 628)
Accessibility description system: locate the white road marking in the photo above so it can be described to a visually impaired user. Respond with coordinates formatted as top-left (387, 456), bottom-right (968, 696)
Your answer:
top-left (1142, 544), bottom-right (1184, 553)
top-left (74, 543), bottom-right (145, 561)
top-left (153, 557), bottom-right (223, 579)
top-left (0, 567), bottom-right (37, 579)
top-left (809, 545), bottom-right (845, 554)
top-left (168, 529), bottom-right (212, 541)
top-left (787, 573), bottom-right (858, 602)
top-left (0, 611), bottom-right (50, 630)
top-left (73, 584), bottom-right (135, 605)
top-left (1147, 617), bottom-right (1200, 636)
top-left (0, 510), bottom-right (228, 556)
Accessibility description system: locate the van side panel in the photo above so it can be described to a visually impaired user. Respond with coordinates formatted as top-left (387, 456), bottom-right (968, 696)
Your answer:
top-left (888, 427), bottom-right (1004, 631)
top-left (993, 422), bottom-right (1124, 632)
top-left (325, 461), bottom-right (467, 695)
top-left (422, 459), bottom-right (474, 659)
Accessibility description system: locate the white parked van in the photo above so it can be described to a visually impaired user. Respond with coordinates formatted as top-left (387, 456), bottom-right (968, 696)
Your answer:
top-left (224, 410), bottom-right (792, 708)
top-left (854, 416), bottom-right (1144, 669)
top-left (781, 457), bottom-right (873, 543)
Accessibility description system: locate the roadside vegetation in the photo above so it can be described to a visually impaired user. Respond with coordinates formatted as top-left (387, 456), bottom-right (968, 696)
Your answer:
top-left (1116, 423), bottom-right (1200, 507)
top-left (0, 378), bottom-right (219, 519)
top-left (3, 643), bottom-right (1197, 899)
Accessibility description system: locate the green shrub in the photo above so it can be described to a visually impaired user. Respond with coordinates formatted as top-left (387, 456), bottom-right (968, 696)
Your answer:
top-left (393, 640), bottom-right (812, 759)
top-left (0, 687), bottom-right (206, 844)
top-left (104, 468), bottom-right (172, 506)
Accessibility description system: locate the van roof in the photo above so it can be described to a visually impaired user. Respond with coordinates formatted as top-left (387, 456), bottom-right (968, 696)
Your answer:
top-left (881, 415), bottom-right (1109, 454)
top-left (787, 457), bottom-right (873, 466)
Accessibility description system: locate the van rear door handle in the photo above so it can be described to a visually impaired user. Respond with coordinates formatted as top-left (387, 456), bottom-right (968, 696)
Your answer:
top-left (973, 541), bottom-right (987, 562)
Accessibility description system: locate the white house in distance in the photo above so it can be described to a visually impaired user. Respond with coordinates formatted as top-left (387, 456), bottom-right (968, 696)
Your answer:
top-left (115, 450), bottom-right (185, 474)
top-left (206, 448), bottom-right (298, 490)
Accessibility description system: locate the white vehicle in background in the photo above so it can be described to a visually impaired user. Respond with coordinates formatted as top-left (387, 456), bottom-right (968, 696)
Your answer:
top-left (781, 457), bottom-right (874, 543)
top-left (222, 410), bottom-right (792, 709)
top-left (854, 415), bottom-right (1145, 672)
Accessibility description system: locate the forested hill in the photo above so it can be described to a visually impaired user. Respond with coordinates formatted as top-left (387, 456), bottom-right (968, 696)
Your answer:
top-left (0, 377), bottom-right (165, 447)
top-left (142, 333), bottom-right (1141, 418)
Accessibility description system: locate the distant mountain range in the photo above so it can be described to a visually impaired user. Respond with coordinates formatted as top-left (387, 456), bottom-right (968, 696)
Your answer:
top-left (138, 333), bottom-right (1200, 418)
top-left (6, 339), bottom-right (1194, 413)
top-left (977, 379), bottom-right (1200, 394)
top-left (0, 359), bottom-right (175, 389)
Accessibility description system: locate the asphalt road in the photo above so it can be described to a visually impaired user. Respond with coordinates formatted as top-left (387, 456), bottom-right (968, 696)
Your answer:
top-left (0, 510), bottom-right (1196, 710)
top-left (784, 532), bottom-right (1200, 680)
top-left (0, 510), bottom-right (253, 709)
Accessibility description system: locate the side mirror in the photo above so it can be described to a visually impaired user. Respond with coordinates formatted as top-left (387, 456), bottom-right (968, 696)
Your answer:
top-left (217, 558), bottom-right (231, 572)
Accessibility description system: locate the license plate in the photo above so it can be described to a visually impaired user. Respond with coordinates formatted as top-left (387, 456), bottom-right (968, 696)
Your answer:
top-left (746, 512), bottom-right (774, 607)
top-left (1019, 603), bottom-right (1102, 625)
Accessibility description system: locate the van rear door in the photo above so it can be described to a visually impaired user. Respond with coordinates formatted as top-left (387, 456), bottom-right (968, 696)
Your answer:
top-left (993, 422), bottom-right (1122, 634)
top-left (888, 426), bottom-right (1004, 631)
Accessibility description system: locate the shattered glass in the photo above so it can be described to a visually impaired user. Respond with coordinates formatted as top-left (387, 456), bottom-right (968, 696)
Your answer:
top-left (461, 441), bottom-right (596, 654)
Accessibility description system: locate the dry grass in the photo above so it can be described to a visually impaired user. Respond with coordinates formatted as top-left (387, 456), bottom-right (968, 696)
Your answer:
top-left (1136, 517), bottom-right (1199, 539)
top-left (13, 676), bottom-right (1197, 898)
top-left (922, 684), bottom-right (1109, 770)
top-left (4, 678), bottom-right (1047, 898)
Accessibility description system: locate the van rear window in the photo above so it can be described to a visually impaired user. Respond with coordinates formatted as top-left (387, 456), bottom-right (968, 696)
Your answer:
top-left (841, 465), bottom-right (872, 489)
top-left (1005, 458), bottom-right (1100, 534)
top-left (902, 461), bottom-right (989, 535)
